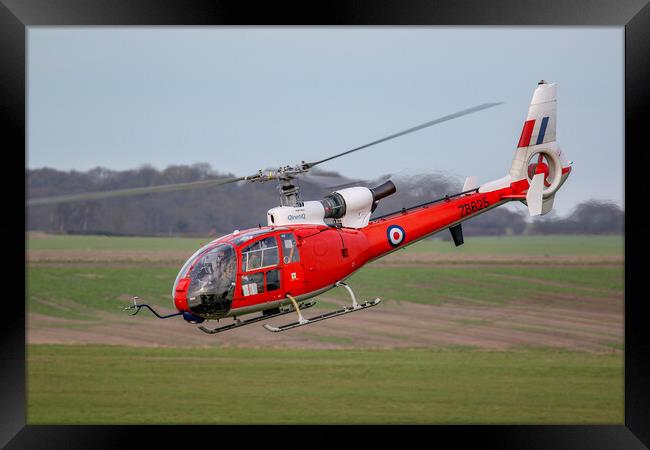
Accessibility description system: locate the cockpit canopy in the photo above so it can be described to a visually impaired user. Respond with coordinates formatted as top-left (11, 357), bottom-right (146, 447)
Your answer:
top-left (173, 243), bottom-right (237, 318)
top-left (172, 227), bottom-right (297, 318)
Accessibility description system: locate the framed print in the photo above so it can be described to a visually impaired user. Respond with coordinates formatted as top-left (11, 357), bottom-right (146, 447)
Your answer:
top-left (4, 0), bottom-right (649, 448)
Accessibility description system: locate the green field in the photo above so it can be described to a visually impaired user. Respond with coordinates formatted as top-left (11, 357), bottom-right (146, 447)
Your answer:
top-left (27, 345), bottom-right (622, 424)
top-left (26, 233), bottom-right (624, 424)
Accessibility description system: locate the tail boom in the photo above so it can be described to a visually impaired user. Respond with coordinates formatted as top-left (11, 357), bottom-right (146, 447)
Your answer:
top-left (363, 186), bottom-right (514, 262)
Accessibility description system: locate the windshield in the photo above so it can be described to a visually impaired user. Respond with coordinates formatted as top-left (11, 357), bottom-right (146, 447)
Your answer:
top-left (172, 243), bottom-right (213, 298)
top-left (173, 243), bottom-right (237, 318)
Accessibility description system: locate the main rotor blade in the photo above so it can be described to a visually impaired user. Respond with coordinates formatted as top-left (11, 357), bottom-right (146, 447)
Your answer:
top-left (304, 102), bottom-right (503, 168)
top-left (27, 176), bottom-right (247, 206)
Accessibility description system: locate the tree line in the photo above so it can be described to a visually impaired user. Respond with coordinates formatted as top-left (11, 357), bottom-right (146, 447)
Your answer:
top-left (26, 164), bottom-right (623, 237)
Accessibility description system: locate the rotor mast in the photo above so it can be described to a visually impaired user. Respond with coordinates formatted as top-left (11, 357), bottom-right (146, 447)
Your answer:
top-left (279, 181), bottom-right (303, 207)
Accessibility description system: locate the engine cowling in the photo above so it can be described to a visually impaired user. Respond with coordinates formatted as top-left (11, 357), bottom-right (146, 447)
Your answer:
top-left (321, 180), bottom-right (396, 228)
top-left (267, 181), bottom-right (396, 229)
top-left (267, 201), bottom-right (327, 227)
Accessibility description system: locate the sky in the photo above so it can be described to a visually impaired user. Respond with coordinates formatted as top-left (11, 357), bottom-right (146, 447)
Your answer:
top-left (27, 27), bottom-right (624, 216)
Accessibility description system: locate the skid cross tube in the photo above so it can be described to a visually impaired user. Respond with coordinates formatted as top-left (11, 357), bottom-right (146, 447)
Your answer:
top-left (335, 281), bottom-right (359, 308)
top-left (286, 294), bottom-right (309, 324)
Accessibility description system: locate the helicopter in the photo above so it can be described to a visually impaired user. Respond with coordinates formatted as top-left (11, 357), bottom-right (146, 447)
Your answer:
top-left (27, 80), bottom-right (572, 333)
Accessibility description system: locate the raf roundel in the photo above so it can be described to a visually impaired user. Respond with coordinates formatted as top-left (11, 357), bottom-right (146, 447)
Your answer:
top-left (387, 225), bottom-right (406, 247)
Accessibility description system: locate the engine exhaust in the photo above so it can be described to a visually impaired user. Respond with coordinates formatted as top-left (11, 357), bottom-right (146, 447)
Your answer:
top-left (370, 180), bottom-right (396, 202)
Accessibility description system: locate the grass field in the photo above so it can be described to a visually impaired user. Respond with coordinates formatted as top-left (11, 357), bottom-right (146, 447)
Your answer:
top-left (25, 233), bottom-right (624, 424)
top-left (28, 345), bottom-right (622, 424)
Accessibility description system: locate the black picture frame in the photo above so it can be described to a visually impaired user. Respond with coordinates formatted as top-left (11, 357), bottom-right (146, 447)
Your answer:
top-left (5, 1), bottom-right (648, 448)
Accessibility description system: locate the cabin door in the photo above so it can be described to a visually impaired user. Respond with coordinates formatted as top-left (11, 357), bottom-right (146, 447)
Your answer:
top-left (279, 232), bottom-right (304, 296)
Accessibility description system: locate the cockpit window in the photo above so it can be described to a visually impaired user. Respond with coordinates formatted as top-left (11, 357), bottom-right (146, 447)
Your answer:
top-left (241, 236), bottom-right (279, 272)
top-left (181, 243), bottom-right (237, 318)
top-left (280, 233), bottom-right (300, 263)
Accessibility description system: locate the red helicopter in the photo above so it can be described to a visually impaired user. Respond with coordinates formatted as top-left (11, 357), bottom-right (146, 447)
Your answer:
top-left (28, 80), bottom-right (572, 333)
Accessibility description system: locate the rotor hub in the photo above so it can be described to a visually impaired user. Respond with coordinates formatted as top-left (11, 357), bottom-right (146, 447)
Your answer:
top-left (527, 161), bottom-right (551, 187)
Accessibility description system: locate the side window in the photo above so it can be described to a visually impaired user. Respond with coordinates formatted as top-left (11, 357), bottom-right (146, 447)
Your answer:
top-left (241, 272), bottom-right (264, 296)
top-left (266, 269), bottom-right (280, 292)
top-left (280, 233), bottom-right (300, 264)
top-left (241, 270), bottom-right (281, 296)
top-left (241, 236), bottom-right (279, 272)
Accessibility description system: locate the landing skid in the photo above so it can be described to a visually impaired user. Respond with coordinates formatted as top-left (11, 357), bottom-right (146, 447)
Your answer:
top-left (263, 281), bottom-right (381, 332)
top-left (197, 300), bottom-right (317, 334)
top-left (263, 299), bottom-right (380, 332)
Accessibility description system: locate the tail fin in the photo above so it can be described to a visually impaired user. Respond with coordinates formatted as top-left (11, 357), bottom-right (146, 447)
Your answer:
top-left (509, 80), bottom-right (572, 216)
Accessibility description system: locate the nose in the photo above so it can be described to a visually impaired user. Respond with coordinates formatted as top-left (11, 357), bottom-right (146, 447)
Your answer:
top-left (174, 277), bottom-right (190, 312)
